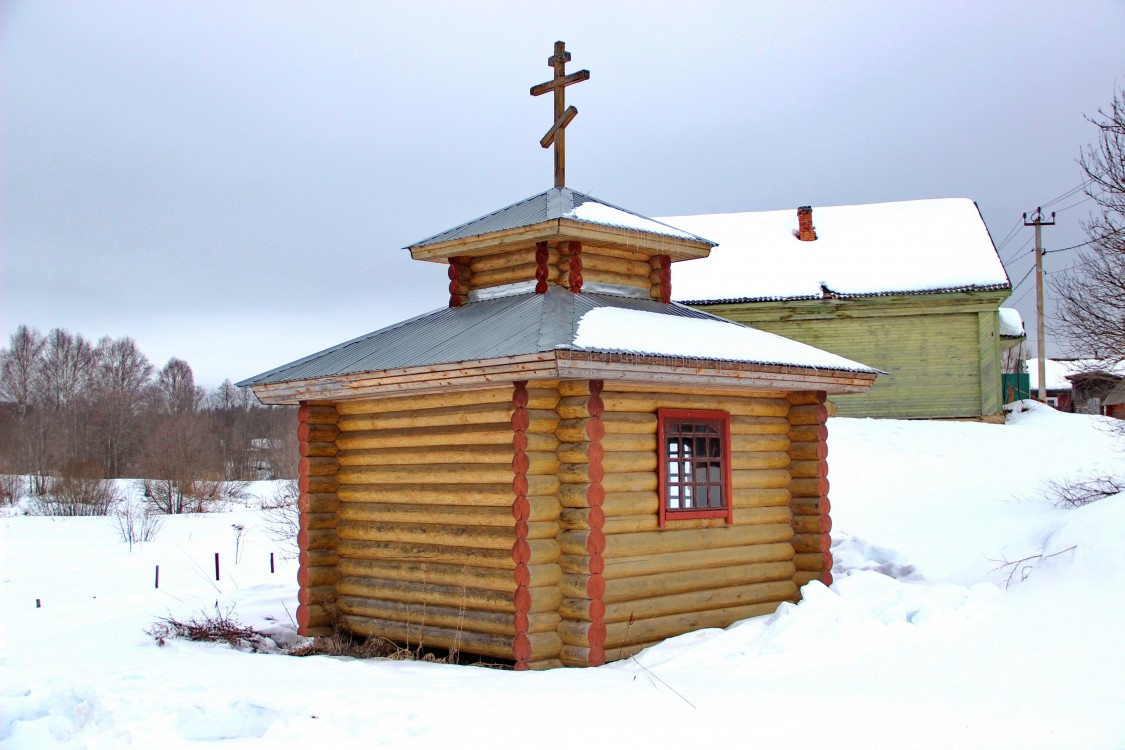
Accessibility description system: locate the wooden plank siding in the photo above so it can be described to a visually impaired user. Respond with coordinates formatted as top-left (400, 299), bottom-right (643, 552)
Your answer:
top-left (695, 292), bottom-right (1009, 419)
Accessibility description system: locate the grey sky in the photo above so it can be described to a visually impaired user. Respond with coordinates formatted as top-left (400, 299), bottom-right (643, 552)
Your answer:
top-left (2, 0), bottom-right (1123, 387)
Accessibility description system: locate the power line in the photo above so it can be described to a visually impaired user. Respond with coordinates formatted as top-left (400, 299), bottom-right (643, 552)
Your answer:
top-left (1045, 240), bottom-right (1091, 254)
top-left (994, 217), bottom-right (1024, 251)
top-left (1041, 179), bottom-right (1090, 208)
top-left (1052, 195), bottom-right (1093, 213)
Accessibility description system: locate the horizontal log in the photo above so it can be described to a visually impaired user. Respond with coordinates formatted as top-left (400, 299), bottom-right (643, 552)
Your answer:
top-left (788, 423), bottom-right (828, 443)
top-left (305, 424), bottom-right (340, 441)
top-left (337, 459), bottom-right (554, 484)
top-left (732, 469), bottom-right (791, 490)
top-left (337, 389), bottom-right (507, 415)
top-left (733, 488), bottom-right (792, 509)
top-left (306, 476), bottom-right (339, 494)
top-left (556, 453), bottom-right (654, 482)
top-left (794, 570), bottom-right (827, 588)
top-left (604, 383), bottom-right (781, 399)
top-left (302, 405), bottom-right (338, 425)
top-left (559, 522), bottom-right (791, 558)
top-left (786, 391), bottom-right (826, 406)
top-left (306, 457), bottom-right (339, 477)
top-left (601, 433), bottom-right (658, 453)
top-left (790, 477), bottom-right (830, 497)
top-left (306, 511), bottom-right (337, 530)
top-left (571, 580), bottom-right (798, 624)
top-left (338, 500), bottom-right (558, 526)
top-left (302, 565), bottom-right (338, 587)
top-left (305, 548), bottom-right (341, 568)
top-left (303, 441), bottom-right (338, 458)
top-left (788, 403), bottom-right (829, 426)
top-left (731, 416), bottom-right (792, 435)
top-left (557, 486), bottom-right (657, 513)
top-left (567, 252), bottom-right (652, 278)
top-left (561, 560), bottom-right (796, 603)
top-left (304, 528), bottom-right (338, 551)
top-left (468, 261), bottom-right (539, 289)
top-left (337, 444), bottom-right (519, 467)
top-left (794, 551), bottom-right (833, 573)
top-left (337, 425), bottom-right (558, 452)
top-left (733, 451), bottom-right (789, 471)
top-left (301, 584), bottom-right (336, 607)
top-left (788, 441), bottom-right (828, 461)
top-left (559, 600), bottom-right (787, 649)
top-left (469, 248), bottom-right (551, 273)
top-left (789, 495), bottom-right (830, 515)
top-left (561, 541), bottom-right (794, 578)
top-left (337, 539), bottom-right (518, 569)
top-left (338, 481), bottom-right (554, 506)
top-left (337, 520), bottom-right (557, 548)
top-left (598, 393), bottom-right (790, 417)
top-left (557, 396), bottom-right (596, 420)
top-left (559, 505), bottom-right (789, 534)
top-left (576, 267), bottom-right (650, 290)
top-left (732, 434), bottom-right (790, 453)
top-left (556, 413), bottom-right (655, 441)
top-left (302, 604), bottom-right (334, 630)
top-left (792, 514), bottom-right (832, 534)
top-left (792, 532), bottom-right (831, 554)
top-left (340, 406), bottom-right (557, 432)
top-left (789, 459), bottom-right (827, 479)
top-left (528, 658), bottom-right (565, 670)
top-left (338, 577), bottom-right (515, 613)
top-left (341, 611), bottom-right (514, 660)
top-left (302, 492), bottom-right (339, 515)
top-left (338, 558), bottom-right (561, 592)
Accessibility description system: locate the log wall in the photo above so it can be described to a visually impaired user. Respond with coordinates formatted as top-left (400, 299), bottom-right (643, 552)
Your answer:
top-left (331, 385), bottom-right (564, 665)
top-left (296, 402), bottom-right (341, 636)
top-left (554, 381), bottom-right (800, 666)
top-left (786, 391), bottom-right (833, 588)
top-left (459, 241), bottom-right (664, 300)
top-left (315, 379), bottom-right (829, 667)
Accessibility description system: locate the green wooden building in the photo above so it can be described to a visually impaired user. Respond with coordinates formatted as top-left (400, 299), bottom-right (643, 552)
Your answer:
top-left (661, 199), bottom-right (1012, 420)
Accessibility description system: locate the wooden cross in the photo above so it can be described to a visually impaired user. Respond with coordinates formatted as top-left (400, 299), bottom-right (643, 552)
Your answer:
top-left (530, 41), bottom-right (589, 188)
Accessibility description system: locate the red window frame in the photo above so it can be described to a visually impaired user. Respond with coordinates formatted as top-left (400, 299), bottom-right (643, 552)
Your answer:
top-left (656, 409), bottom-right (734, 528)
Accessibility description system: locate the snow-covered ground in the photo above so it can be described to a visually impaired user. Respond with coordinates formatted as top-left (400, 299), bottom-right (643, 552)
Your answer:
top-left (2, 402), bottom-right (1124, 749)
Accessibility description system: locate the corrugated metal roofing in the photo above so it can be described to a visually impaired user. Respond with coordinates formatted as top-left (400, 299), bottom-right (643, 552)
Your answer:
top-left (407, 187), bottom-right (713, 248)
top-left (680, 281), bottom-right (1013, 306)
top-left (238, 288), bottom-right (784, 388)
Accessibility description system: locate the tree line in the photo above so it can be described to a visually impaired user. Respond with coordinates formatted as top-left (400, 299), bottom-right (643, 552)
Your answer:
top-left (0, 325), bottom-right (295, 497)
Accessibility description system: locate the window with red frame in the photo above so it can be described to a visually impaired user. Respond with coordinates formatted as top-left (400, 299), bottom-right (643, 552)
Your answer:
top-left (657, 409), bottom-right (733, 527)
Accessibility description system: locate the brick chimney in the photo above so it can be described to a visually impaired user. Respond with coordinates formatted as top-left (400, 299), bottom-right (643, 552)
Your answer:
top-left (796, 205), bottom-right (817, 242)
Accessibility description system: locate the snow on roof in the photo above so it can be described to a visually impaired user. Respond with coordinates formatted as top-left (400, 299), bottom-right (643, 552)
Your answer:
top-left (408, 188), bottom-right (712, 248)
top-left (1026, 358), bottom-right (1125, 391)
top-left (999, 308), bottom-right (1025, 338)
top-left (573, 307), bottom-right (879, 373)
top-left (661, 198), bottom-right (1011, 302)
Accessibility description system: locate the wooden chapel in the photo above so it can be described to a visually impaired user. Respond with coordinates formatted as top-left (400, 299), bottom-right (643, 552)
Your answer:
top-left (239, 43), bottom-right (878, 669)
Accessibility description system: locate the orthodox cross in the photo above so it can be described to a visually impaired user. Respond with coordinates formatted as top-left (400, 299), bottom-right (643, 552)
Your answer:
top-left (530, 41), bottom-right (590, 188)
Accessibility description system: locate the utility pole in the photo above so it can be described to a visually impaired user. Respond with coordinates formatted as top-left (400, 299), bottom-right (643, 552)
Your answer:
top-left (1023, 207), bottom-right (1055, 402)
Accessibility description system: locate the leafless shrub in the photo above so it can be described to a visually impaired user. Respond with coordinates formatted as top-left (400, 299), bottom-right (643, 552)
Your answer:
top-left (1043, 475), bottom-right (1125, 508)
top-left (147, 605), bottom-right (277, 653)
top-left (116, 501), bottom-right (164, 550)
top-left (259, 479), bottom-right (299, 558)
top-left (33, 475), bottom-right (121, 516)
top-left (0, 473), bottom-right (24, 505)
top-left (988, 546), bottom-right (1078, 589)
top-left (142, 477), bottom-right (248, 515)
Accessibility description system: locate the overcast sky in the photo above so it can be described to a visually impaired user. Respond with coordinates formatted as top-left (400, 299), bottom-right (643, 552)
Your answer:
top-left (2, 1), bottom-right (1123, 388)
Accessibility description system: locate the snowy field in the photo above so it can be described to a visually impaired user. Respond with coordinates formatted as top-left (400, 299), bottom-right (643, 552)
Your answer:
top-left (2, 402), bottom-right (1124, 749)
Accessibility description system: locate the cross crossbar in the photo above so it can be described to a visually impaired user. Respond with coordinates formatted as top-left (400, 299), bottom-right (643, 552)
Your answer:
top-left (530, 41), bottom-right (589, 188)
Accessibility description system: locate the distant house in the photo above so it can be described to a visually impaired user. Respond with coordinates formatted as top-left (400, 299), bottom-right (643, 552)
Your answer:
top-left (661, 199), bottom-right (1013, 420)
top-left (1105, 381), bottom-right (1125, 420)
top-left (1026, 358), bottom-right (1125, 413)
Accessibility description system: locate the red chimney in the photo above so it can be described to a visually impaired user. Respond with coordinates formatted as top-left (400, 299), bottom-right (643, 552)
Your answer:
top-left (796, 205), bottom-right (817, 241)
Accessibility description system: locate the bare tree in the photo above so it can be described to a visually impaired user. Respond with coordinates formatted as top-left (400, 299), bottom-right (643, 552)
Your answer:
top-left (1051, 84), bottom-right (1125, 366)
top-left (92, 336), bottom-right (154, 477)
top-left (0, 326), bottom-right (45, 422)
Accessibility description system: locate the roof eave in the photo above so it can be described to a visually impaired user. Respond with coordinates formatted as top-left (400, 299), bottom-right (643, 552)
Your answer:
top-left (247, 349), bottom-right (878, 405)
top-left (408, 218), bottom-right (714, 263)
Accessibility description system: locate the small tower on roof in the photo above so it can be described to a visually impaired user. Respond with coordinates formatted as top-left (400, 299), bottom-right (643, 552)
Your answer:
top-left (408, 44), bottom-right (714, 307)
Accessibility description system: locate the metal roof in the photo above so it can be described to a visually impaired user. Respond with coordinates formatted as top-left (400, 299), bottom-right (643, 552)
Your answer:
top-left (680, 282), bottom-right (1013, 306)
top-left (237, 288), bottom-right (798, 388)
top-left (407, 187), bottom-right (714, 249)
